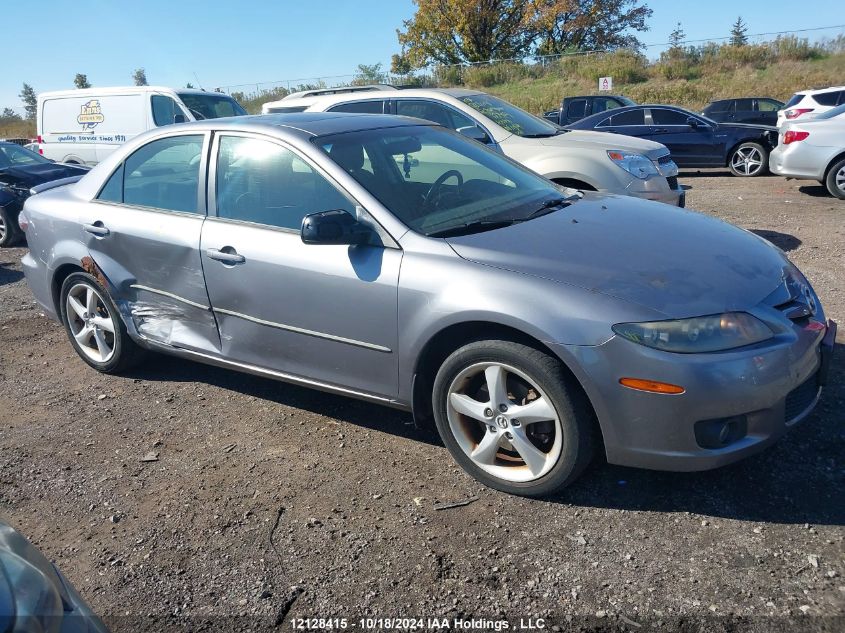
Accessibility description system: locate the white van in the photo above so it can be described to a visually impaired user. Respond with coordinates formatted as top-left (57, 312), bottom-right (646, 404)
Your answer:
top-left (37, 86), bottom-right (246, 165)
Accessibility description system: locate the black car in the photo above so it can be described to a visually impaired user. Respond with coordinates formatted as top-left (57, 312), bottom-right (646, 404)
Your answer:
top-left (567, 105), bottom-right (778, 177)
top-left (702, 97), bottom-right (784, 126)
top-left (0, 142), bottom-right (88, 246)
top-left (543, 95), bottom-right (636, 126)
top-left (0, 520), bottom-right (110, 632)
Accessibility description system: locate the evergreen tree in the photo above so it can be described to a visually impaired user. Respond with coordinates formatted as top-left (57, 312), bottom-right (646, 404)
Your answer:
top-left (730, 17), bottom-right (749, 46)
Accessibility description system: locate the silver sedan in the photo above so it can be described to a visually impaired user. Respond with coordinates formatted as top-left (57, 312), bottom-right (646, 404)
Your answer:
top-left (20, 113), bottom-right (835, 496)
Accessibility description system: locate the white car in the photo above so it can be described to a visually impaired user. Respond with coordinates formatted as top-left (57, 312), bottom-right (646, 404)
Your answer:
top-left (263, 88), bottom-right (684, 206)
top-left (777, 86), bottom-right (845, 128)
top-left (37, 86), bottom-right (247, 165)
top-left (770, 103), bottom-right (845, 199)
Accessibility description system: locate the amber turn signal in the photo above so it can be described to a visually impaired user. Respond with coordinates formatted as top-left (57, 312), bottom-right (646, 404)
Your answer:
top-left (619, 377), bottom-right (685, 394)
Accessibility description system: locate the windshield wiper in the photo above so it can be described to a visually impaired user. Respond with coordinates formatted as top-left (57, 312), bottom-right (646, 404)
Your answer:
top-left (427, 220), bottom-right (518, 238)
top-left (521, 196), bottom-right (575, 221)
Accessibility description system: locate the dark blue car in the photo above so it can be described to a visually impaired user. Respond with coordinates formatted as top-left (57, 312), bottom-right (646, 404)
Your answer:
top-left (567, 105), bottom-right (778, 177)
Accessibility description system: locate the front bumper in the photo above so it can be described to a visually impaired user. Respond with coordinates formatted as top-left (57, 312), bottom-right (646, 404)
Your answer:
top-left (554, 318), bottom-right (835, 471)
top-left (625, 176), bottom-right (685, 207)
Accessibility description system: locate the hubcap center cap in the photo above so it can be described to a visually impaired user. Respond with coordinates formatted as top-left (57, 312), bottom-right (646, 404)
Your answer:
top-left (495, 415), bottom-right (508, 429)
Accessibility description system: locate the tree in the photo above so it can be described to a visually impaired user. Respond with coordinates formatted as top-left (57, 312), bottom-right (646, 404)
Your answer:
top-left (19, 83), bottom-right (37, 120)
top-left (529, 0), bottom-right (653, 57)
top-left (730, 16), bottom-right (748, 47)
top-left (132, 68), bottom-right (148, 86)
top-left (391, 51), bottom-right (414, 75)
top-left (352, 63), bottom-right (386, 85)
top-left (668, 22), bottom-right (685, 50)
top-left (1, 107), bottom-right (21, 121)
top-left (185, 82), bottom-right (195, 89)
top-left (74, 73), bottom-right (91, 89)
top-left (397, 0), bottom-right (532, 67)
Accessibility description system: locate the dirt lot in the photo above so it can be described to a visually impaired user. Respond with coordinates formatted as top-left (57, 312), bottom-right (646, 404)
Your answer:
top-left (1, 171), bottom-right (843, 633)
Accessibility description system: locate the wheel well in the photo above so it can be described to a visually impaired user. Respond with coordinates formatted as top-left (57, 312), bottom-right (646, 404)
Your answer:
top-left (823, 151), bottom-right (845, 181)
top-left (725, 139), bottom-right (767, 166)
top-left (552, 177), bottom-right (597, 191)
top-left (50, 264), bottom-right (84, 314)
top-left (411, 321), bottom-right (600, 439)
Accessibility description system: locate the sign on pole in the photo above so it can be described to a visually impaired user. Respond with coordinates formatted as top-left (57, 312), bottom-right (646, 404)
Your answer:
top-left (598, 76), bottom-right (613, 92)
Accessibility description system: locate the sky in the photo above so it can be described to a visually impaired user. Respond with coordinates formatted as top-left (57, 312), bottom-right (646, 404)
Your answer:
top-left (2, 0), bottom-right (843, 113)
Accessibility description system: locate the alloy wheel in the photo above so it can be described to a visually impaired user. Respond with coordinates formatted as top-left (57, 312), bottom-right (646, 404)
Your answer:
top-left (836, 165), bottom-right (845, 195)
top-left (446, 362), bottom-right (563, 483)
top-left (731, 146), bottom-right (763, 176)
top-left (65, 282), bottom-right (117, 363)
top-left (0, 215), bottom-right (6, 242)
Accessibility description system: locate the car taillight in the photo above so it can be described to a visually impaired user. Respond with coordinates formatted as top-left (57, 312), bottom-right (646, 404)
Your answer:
top-left (785, 108), bottom-right (814, 120)
top-left (783, 131), bottom-right (810, 144)
top-left (36, 135), bottom-right (43, 155)
top-left (18, 210), bottom-right (29, 232)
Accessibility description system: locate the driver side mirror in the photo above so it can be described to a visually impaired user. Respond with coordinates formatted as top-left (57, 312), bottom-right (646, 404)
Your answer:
top-left (687, 117), bottom-right (705, 129)
top-left (174, 113), bottom-right (187, 124)
top-left (456, 125), bottom-right (491, 144)
top-left (301, 209), bottom-right (372, 246)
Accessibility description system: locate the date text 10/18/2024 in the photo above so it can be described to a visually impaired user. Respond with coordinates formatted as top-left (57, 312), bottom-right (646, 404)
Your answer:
top-left (290, 617), bottom-right (548, 631)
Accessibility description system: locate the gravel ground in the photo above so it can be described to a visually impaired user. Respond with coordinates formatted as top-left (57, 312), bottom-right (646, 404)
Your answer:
top-left (0, 171), bottom-right (843, 633)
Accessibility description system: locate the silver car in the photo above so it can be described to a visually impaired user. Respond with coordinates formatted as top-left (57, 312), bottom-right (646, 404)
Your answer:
top-left (20, 113), bottom-right (836, 496)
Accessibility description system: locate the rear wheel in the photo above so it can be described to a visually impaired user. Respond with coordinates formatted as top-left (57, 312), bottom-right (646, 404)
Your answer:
top-left (59, 272), bottom-right (146, 373)
top-left (0, 207), bottom-right (22, 247)
top-left (825, 158), bottom-right (845, 200)
top-left (729, 142), bottom-right (768, 177)
top-left (432, 340), bottom-right (594, 497)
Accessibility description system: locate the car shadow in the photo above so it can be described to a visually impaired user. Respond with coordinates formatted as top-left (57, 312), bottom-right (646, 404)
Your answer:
top-left (798, 184), bottom-right (833, 198)
top-left (0, 260), bottom-right (24, 286)
top-left (750, 229), bottom-right (802, 252)
top-left (678, 169), bottom-right (779, 179)
top-left (128, 340), bottom-right (843, 526)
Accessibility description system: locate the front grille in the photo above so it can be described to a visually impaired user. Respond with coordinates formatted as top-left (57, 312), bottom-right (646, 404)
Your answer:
top-left (667, 176), bottom-right (678, 190)
top-left (784, 374), bottom-right (820, 423)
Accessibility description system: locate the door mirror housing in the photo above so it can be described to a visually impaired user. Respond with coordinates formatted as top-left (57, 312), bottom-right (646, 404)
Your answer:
top-left (687, 117), bottom-right (708, 130)
top-left (456, 125), bottom-right (491, 144)
top-left (174, 113), bottom-right (187, 124)
top-left (301, 209), bottom-right (372, 245)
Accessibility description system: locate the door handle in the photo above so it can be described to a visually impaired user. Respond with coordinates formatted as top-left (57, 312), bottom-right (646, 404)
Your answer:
top-left (205, 248), bottom-right (245, 264)
top-left (653, 128), bottom-right (669, 133)
top-left (83, 222), bottom-right (110, 237)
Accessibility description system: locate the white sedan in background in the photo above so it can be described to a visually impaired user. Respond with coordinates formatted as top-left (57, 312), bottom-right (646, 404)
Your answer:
top-left (770, 103), bottom-right (845, 199)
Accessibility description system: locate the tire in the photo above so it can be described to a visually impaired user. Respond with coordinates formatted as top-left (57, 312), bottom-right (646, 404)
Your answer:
top-left (59, 271), bottom-right (146, 373)
top-left (824, 158), bottom-right (845, 200)
top-left (432, 340), bottom-right (595, 497)
top-left (0, 206), bottom-right (22, 247)
top-left (729, 142), bottom-right (768, 177)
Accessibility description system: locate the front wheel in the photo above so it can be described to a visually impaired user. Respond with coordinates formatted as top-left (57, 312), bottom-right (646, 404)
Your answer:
top-left (729, 142), bottom-right (768, 177)
top-left (825, 158), bottom-right (845, 200)
top-left (432, 340), bottom-right (595, 497)
top-left (0, 207), bottom-right (22, 247)
top-left (59, 272), bottom-right (146, 373)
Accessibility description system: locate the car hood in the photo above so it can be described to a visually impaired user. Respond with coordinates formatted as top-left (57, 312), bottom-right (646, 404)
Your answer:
top-left (0, 163), bottom-right (88, 189)
top-left (534, 130), bottom-right (669, 160)
top-left (445, 194), bottom-right (788, 318)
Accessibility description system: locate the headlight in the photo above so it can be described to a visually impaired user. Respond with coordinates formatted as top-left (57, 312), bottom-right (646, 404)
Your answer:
top-left (607, 151), bottom-right (659, 179)
top-left (612, 312), bottom-right (774, 353)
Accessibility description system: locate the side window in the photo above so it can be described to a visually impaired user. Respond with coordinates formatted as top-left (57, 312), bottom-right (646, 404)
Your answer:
top-left (735, 99), bottom-right (754, 112)
top-left (123, 135), bottom-right (204, 213)
top-left (566, 99), bottom-right (587, 118)
top-left (151, 95), bottom-right (182, 127)
top-left (97, 163), bottom-right (124, 203)
top-left (328, 101), bottom-right (385, 114)
top-left (757, 99), bottom-right (781, 112)
top-left (814, 91), bottom-right (840, 106)
top-left (395, 100), bottom-right (475, 131)
top-left (216, 136), bottom-right (354, 231)
top-left (650, 109), bottom-right (689, 125)
top-left (592, 98), bottom-right (620, 114)
top-left (609, 109), bottom-right (645, 125)
top-left (708, 100), bottom-right (732, 113)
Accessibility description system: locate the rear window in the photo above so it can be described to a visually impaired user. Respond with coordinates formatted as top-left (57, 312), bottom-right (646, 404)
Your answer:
top-left (265, 105), bottom-right (308, 113)
top-left (328, 101), bottom-right (385, 114)
top-left (783, 94), bottom-right (804, 109)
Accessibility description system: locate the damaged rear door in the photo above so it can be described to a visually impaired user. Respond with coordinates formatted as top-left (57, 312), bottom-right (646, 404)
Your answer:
top-left (80, 132), bottom-right (220, 353)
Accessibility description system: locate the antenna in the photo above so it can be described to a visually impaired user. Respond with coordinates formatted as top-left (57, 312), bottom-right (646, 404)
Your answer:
top-left (193, 72), bottom-right (204, 90)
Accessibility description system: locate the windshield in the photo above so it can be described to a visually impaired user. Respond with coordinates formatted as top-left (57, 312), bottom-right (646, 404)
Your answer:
top-left (176, 93), bottom-right (247, 119)
top-left (618, 96), bottom-right (637, 106)
top-left (0, 143), bottom-right (51, 168)
top-left (816, 103), bottom-right (845, 120)
top-left (458, 94), bottom-right (562, 138)
top-left (315, 125), bottom-right (577, 237)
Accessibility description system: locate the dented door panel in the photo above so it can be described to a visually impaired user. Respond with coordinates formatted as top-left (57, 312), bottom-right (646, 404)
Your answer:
top-left (80, 204), bottom-right (220, 353)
